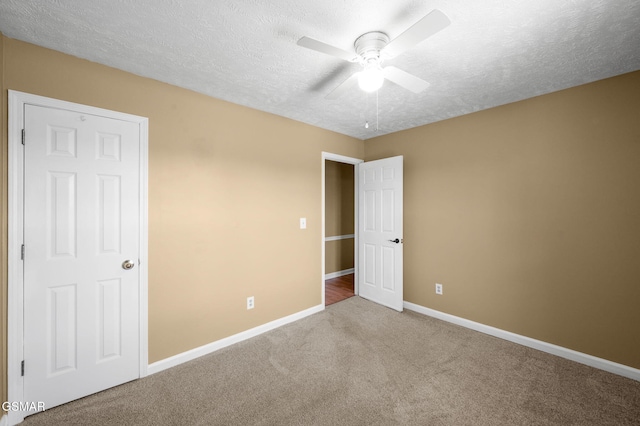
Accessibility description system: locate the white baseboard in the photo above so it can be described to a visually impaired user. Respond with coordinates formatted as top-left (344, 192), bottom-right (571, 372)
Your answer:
top-left (404, 301), bottom-right (640, 382)
top-left (147, 304), bottom-right (324, 375)
top-left (324, 268), bottom-right (354, 280)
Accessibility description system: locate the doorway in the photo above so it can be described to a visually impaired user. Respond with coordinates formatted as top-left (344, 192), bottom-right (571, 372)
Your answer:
top-left (321, 153), bottom-right (363, 306)
top-left (322, 153), bottom-right (405, 311)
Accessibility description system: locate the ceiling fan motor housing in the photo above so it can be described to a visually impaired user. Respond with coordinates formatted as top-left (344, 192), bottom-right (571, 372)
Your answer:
top-left (355, 31), bottom-right (389, 64)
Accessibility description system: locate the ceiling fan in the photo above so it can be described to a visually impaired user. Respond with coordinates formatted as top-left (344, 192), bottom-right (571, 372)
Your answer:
top-left (297, 9), bottom-right (451, 99)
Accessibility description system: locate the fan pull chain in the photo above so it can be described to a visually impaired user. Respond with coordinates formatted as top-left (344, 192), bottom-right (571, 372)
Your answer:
top-left (376, 89), bottom-right (379, 131)
top-left (364, 91), bottom-right (380, 131)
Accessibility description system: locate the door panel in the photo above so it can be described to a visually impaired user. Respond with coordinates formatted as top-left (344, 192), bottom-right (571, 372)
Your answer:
top-left (48, 171), bottom-right (77, 257)
top-left (98, 174), bottom-right (122, 253)
top-left (97, 278), bottom-right (123, 361)
top-left (48, 284), bottom-right (77, 375)
top-left (382, 246), bottom-right (395, 291)
top-left (358, 156), bottom-right (403, 311)
top-left (24, 105), bottom-right (140, 410)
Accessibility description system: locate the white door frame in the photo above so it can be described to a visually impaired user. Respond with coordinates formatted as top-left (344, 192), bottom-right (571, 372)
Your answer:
top-left (7, 91), bottom-right (149, 425)
top-left (321, 152), bottom-right (363, 306)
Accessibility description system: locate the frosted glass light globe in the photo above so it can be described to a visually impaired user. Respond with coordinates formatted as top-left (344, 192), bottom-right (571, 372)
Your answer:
top-left (358, 66), bottom-right (384, 92)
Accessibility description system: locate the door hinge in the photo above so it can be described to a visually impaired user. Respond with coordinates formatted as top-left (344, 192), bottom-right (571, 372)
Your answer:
top-left (22, 129), bottom-right (25, 145)
top-left (21, 244), bottom-right (25, 260)
top-left (21, 360), bottom-right (24, 376)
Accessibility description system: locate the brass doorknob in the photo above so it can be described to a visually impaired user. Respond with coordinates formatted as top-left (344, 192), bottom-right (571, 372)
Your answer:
top-left (122, 260), bottom-right (135, 270)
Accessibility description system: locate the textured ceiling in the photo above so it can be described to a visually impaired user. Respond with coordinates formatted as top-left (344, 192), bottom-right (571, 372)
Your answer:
top-left (1, 0), bottom-right (639, 140)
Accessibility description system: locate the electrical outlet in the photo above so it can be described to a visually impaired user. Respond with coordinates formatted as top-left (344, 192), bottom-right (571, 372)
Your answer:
top-left (247, 296), bottom-right (254, 310)
top-left (435, 283), bottom-right (443, 295)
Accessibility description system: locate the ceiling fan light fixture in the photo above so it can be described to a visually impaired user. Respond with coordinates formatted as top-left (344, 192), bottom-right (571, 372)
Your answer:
top-left (358, 65), bottom-right (384, 92)
top-left (298, 10), bottom-right (450, 99)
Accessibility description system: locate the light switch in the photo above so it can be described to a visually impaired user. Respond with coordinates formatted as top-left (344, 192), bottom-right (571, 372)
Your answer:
top-left (300, 218), bottom-right (306, 229)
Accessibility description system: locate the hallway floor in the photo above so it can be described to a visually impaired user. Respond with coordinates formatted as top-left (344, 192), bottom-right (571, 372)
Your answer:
top-left (325, 273), bottom-right (354, 306)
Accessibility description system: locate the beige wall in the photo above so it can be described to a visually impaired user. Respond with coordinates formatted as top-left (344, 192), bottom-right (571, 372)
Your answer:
top-left (325, 160), bottom-right (354, 274)
top-left (0, 35), bottom-right (365, 400)
top-left (325, 160), bottom-right (355, 237)
top-left (2, 34), bottom-right (639, 406)
top-left (365, 71), bottom-right (640, 369)
top-left (325, 239), bottom-right (355, 274)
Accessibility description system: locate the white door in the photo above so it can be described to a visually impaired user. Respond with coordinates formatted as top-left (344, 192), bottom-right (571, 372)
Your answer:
top-left (358, 156), bottom-right (403, 311)
top-left (23, 104), bottom-right (141, 409)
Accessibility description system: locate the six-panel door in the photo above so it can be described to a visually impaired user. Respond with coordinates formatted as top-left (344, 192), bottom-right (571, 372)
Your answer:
top-left (358, 156), bottom-right (403, 311)
top-left (23, 105), bottom-right (141, 410)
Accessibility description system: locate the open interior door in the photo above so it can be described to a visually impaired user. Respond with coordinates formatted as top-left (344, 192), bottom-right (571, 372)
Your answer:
top-left (358, 156), bottom-right (403, 311)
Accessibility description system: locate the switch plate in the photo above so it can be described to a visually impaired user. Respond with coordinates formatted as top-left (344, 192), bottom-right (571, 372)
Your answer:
top-left (300, 218), bottom-right (306, 229)
top-left (435, 283), bottom-right (443, 295)
top-left (247, 296), bottom-right (254, 310)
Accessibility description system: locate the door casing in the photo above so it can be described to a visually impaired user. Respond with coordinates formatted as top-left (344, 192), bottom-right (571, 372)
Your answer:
top-left (7, 91), bottom-right (149, 425)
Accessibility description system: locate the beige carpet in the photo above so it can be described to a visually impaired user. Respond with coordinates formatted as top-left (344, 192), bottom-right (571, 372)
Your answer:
top-left (23, 297), bottom-right (640, 425)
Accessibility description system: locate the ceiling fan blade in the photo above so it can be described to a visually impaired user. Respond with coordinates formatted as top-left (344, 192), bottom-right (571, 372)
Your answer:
top-left (325, 73), bottom-right (360, 100)
top-left (297, 36), bottom-right (358, 62)
top-left (383, 66), bottom-right (430, 93)
top-left (382, 9), bottom-right (451, 58)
